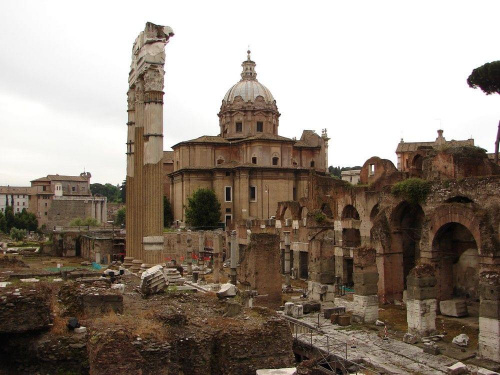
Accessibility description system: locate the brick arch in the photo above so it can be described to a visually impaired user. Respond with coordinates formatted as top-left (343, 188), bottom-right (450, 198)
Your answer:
top-left (429, 204), bottom-right (482, 253)
top-left (275, 201), bottom-right (301, 220)
top-left (341, 204), bottom-right (360, 220)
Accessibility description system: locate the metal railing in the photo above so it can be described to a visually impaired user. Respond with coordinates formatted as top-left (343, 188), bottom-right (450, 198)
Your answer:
top-left (283, 315), bottom-right (381, 375)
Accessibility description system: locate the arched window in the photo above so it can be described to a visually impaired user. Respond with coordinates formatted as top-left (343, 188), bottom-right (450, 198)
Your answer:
top-left (217, 157), bottom-right (224, 165)
top-left (272, 156), bottom-right (279, 166)
top-left (310, 160), bottom-right (315, 168)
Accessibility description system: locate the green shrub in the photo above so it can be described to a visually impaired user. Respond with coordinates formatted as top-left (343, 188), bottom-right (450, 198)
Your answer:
top-left (314, 212), bottom-right (326, 223)
top-left (391, 178), bottom-right (431, 205)
top-left (10, 228), bottom-right (27, 241)
top-left (115, 207), bottom-right (126, 226)
top-left (69, 217), bottom-right (100, 227)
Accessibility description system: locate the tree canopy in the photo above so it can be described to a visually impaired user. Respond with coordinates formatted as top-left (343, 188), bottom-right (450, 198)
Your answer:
top-left (0, 207), bottom-right (37, 233)
top-left (467, 61), bottom-right (500, 95)
top-left (90, 183), bottom-right (122, 203)
top-left (185, 188), bottom-right (221, 228)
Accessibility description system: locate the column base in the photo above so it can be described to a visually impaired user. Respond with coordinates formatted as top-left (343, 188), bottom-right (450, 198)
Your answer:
top-left (407, 298), bottom-right (437, 337)
top-left (352, 294), bottom-right (378, 323)
top-left (131, 259), bottom-right (143, 273)
top-left (123, 257), bottom-right (134, 269)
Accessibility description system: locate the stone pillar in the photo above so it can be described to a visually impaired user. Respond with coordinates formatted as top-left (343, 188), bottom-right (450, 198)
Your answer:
top-left (95, 201), bottom-right (102, 224)
top-left (198, 231), bottom-right (205, 282)
top-left (91, 200), bottom-right (96, 220)
top-left (230, 230), bottom-right (237, 285)
top-left (406, 264), bottom-right (437, 337)
top-left (352, 247), bottom-right (379, 324)
top-left (127, 22), bottom-right (174, 268)
top-left (125, 87), bottom-right (136, 264)
top-left (478, 271), bottom-right (500, 362)
top-left (213, 232), bottom-right (222, 284)
top-left (283, 231), bottom-right (291, 288)
top-left (186, 230), bottom-right (192, 274)
top-left (102, 199), bottom-right (107, 224)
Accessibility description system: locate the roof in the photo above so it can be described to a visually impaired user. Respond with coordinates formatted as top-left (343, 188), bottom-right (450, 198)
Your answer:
top-left (31, 175), bottom-right (89, 183)
top-left (169, 162), bottom-right (313, 175)
top-left (396, 139), bottom-right (474, 153)
top-left (0, 186), bottom-right (32, 195)
top-left (173, 133), bottom-right (304, 148)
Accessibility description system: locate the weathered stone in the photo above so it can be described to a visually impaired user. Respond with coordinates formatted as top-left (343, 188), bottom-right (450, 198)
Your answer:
top-left (479, 299), bottom-right (500, 320)
top-left (338, 315), bottom-right (351, 326)
top-left (300, 301), bottom-right (320, 314)
top-left (256, 369), bottom-right (297, 375)
top-left (452, 333), bottom-right (469, 347)
top-left (407, 298), bottom-right (436, 337)
top-left (352, 294), bottom-right (378, 323)
top-left (74, 326), bottom-right (87, 334)
top-left (423, 342), bottom-right (440, 355)
top-left (225, 301), bottom-right (242, 317)
top-left (478, 316), bottom-right (500, 362)
top-left (217, 283), bottom-right (237, 299)
top-left (354, 284), bottom-right (378, 296)
top-left (446, 362), bottom-right (469, 375)
top-left (406, 286), bottom-right (437, 300)
top-left (291, 304), bottom-right (303, 318)
top-left (323, 307), bottom-right (336, 319)
top-left (403, 333), bottom-right (419, 344)
top-left (440, 300), bottom-right (468, 317)
top-left (353, 272), bottom-right (379, 286)
top-left (284, 302), bottom-right (294, 316)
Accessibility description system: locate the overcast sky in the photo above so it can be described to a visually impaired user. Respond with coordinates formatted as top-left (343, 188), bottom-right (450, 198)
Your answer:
top-left (1, 0), bottom-right (499, 186)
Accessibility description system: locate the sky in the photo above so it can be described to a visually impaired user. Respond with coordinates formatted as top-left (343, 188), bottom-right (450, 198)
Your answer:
top-left (0, 0), bottom-right (499, 186)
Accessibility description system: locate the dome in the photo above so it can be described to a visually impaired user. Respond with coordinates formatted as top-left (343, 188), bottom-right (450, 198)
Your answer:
top-left (222, 50), bottom-right (275, 104)
top-left (223, 80), bottom-right (275, 103)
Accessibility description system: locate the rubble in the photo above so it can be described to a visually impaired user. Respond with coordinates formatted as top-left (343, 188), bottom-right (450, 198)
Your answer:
top-left (140, 265), bottom-right (167, 295)
top-left (452, 333), bottom-right (470, 347)
top-left (403, 333), bottom-right (419, 344)
top-left (447, 362), bottom-right (470, 375)
top-left (216, 283), bottom-right (237, 299)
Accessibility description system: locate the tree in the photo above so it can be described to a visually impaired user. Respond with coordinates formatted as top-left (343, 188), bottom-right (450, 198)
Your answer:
top-left (10, 228), bottom-right (27, 242)
top-left (185, 188), bottom-right (221, 228)
top-left (0, 211), bottom-right (7, 233)
top-left (120, 179), bottom-right (126, 203)
top-left (467, 60), bottom-right (500, 164)
top-left (163, 197), bottom-right (173, 227)
top-left (115, 207), bottom-right (126, 226)
top-left (5, 206), bottom-right (15, 232)
top-left (14, 209), bottom-right (38, 232)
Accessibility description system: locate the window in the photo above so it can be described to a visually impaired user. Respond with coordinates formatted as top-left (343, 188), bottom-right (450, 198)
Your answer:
top-left (225, 186), bottom-right (232, 202)
top-left (17, 208), bottom-right (19, 212)
top-left (369, 164), bottom-right (375, 176)
top-left (225, 214), bottom-right (232, 227)
top-left (225, 171), bottom-right (231, 176)
top-left (42, 186), bottom-right (46, 191)
top-left (236, 122), bottom-right (242, 133)
top-left (17, 202), bottom-right (19, 206)
top-left (257, 121), bottom-right (263, 132)
top-left (23, 202), bottom-right (25, 206)
top-left (45, 203), bottom-right (48, 207)
top-left (272, 156), bottom-right (279, 166)
top-left (250, 186), bottom-right (257, 202)
top-left (217, 158), bottom-right (224, 165)
top-left (72, 187), bottom-right (76, 192)
top-left (44, 212), bottom-right (47, 216)
top-left (310, 160), bottom-right (315, 167)
top-left (252, 157), bottom-right (257, 164)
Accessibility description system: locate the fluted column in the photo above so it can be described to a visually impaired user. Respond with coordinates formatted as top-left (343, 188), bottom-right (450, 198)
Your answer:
top-left (127, 22), bottom-right (173, 270)
top-left (125, 88), bottom-right (136, 265)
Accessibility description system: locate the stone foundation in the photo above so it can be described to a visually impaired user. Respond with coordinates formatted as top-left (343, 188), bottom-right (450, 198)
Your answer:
top-left (478, 271), bottom-right (500, 362)
top-left (478, 317), bottom-right (500, 362)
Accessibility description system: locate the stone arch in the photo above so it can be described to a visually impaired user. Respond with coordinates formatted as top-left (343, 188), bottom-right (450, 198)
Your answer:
top-left (429, 205), bottom-right (482, 254)
top-left (390, 201), bottom-right (425, 289)
top-left (445, 196), bottom-right (474, 204)
top-left (432, 222), bottom-right (479, 300)
top-left (412, 154), bottom-right (423, 171)
top-left (275, 201), bottom-right (301, 221)
top-left (341, 204), bottom-right (360, 220)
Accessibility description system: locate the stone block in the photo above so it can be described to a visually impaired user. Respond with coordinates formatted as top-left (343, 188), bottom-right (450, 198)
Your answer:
top-left (323, 307), bottom-right (336, 319)
top-left (403, 333), bottom-right (419, 344)
top-left (284, 302), bottom-right (294, 316)
top-left (479, 283), bottom-right (500, 301)
top-left (440, 300), bottom-right (468, 317)
top-left (301, 301), bottom-right (320, 314)
top-left (352, 294), bottom-right (378, 323)
top-left (354, 284), bottom-right (378, 296)
top-left (318, 273), bottom-right (336, 285)
top-left (407, 275), bottom-right (437, 288)
top-left (353, 272), bottom-right (379, 286)
top-left (256, 368), bottom-right (297, 375)
top-left (74, 326), bottom-right (87, 334)
top-left (330, 314), bottom-right (339, 324)
top-left (479, 317), bottom-right (500, 362)
top-left (407, 286), bottom-right (436, 300)
top-left (338, 315), bottom-right (351, 326)
top-left (452, 334), bottom-right (469, 347)
top-left (217, 283), bottom-right (237, 299)
top-left (225, 300), bottom-right (242, 317)
top-left (307, 281), bottom-right (335, 302)
top-left (480, 299), bottom-right (500, 320)
top-left (423, 342), bottom-right (440, 355)
top-left (291, 304), bottom-right (303, 318)
top-left (446, 362), bottom-right (469, 375)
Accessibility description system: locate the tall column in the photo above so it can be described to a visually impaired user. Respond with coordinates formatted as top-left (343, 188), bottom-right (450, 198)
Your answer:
top-left (127, 22), bottom-right (174, 270)
top-left (96, 201), bottom-right (102, 224)
top-left (186, 230), bottom-right (192, 274)
top-left (102, 199), bottom-right (107, 224)
top-left (213, 231), bottom-right (222, 284)
top-left (124, 88), bottom-right (136, 267)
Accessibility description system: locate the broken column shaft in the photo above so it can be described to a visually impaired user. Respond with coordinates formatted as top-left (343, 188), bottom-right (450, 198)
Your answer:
top-left (352, 247), bottom-right (379, 324)
top-left (284, 231), bottom-right (291, 288)
top-left (186, 230), bottom-right (192, 274)
top-left (230, 230), bottom-right (238, 285)
top-left (406, 264), bottom-right (437, 337)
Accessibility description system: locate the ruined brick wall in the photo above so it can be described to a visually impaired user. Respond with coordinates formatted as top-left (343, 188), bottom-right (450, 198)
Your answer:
top-left (239, 233), bottom-right (282, 305)
top-left (162, 230), bottom-right (227, 263)
top-left (47, 199), bottom-right (89, 227)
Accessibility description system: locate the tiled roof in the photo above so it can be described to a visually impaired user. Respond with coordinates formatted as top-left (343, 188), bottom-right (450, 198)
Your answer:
top-left (31, 175), bottom-right (89, 182)
top-left (396, 139), bottom-right (474, 153)
top-left (0, 186), bottom-right (32, 194)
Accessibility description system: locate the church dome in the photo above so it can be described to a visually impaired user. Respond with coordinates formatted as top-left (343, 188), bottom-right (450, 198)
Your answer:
top-left (222, 51), bottom-right (275, 104)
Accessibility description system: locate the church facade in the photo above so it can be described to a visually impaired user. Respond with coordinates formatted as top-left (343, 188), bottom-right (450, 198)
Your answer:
top-left (168, 52), bottom-right (329, 227)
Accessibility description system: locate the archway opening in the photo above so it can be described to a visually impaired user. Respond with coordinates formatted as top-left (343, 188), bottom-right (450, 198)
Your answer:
top-left (445, 196), bottom-right (474, 204)
top-left (391, 201), bottom-right (424, 288)
top-left (369, 204), bottom-right (380, 221)
top-left (342, 204), bottom-right (360, 220)
top-left (432, 222), bottom-right (479, 301)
